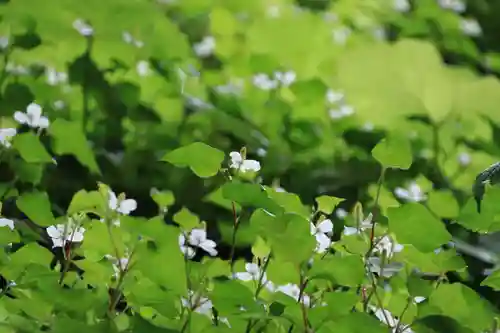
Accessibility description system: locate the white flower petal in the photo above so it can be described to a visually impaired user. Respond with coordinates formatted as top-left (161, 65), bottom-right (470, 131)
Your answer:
top-left (317, 219), bottom-right (333, 234)
top-left (118, 199), bottom-right (137, 215)
top-left (13, 111), bottom-right (29, 125)
top-left (241, 159), bottom-right (261, 172)
top-left (0, 218), bottom-right (14, 230)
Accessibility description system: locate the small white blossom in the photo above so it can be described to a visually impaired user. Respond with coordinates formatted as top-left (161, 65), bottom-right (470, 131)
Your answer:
top-left (276, 283), bottom-right (311, 307)
top-left (335, 208), bottom-right (348, 219)
top-left (274, 71), bottom-right (296, 87)
top-left (329, 104), bottom-right (355, 119)
top-left (332, 27), bottom-right (351, 45)
top-left (46, 67), bottom-right (67, 86)
top-left (179, 228), bottom-right (218, 258)
top-left (47, 222), bottom-right (85, 248)
top-left (0, 218), bottom-right (14, 230)
top-left (367, 257), bottom-right (403, 277)
top-left (266, 5), bottom-right (281, 18)
top-left (122, 31), bottom-right (143, 48)
top-left (344, 212), bottom-right (373, 236)
top-left (373, 27), bottom-right (387, 40)
top-left (136, 60), bottom-right (150, 77)
top-left (73, 19), bottom-right (94, 36)
top-left (193, 36), bottom-right (215, 58)
top-left (14, 103), bottom-right (50, 129)
top-left (438, 0), bottom-right (465, 12)
top-left (0, 128), bottom-right (16, 148)
top-left (6, 63), bottom-right (29, 76)
top-left (215, 80), bottom-right (243, 95)
top-left (256, 148), bottom-right (267, 157)
top-left (185, 95), bottom-right (213, 110)
top-left (252, 73), bottom-right (278, 91)
top-left (229, 151), bottom-right (261, 172)
top-left (326, 89), bottom-right (344, 104)
top-left (108, 189), bottom-right (137, 215)
top-left (235, 262), bottom-right (274, 291)
top-left (0, 36), bottom-right (8, 50)
top-left (374, 235), bottom-right (404, 258)
top-left (460, 18), bottom-right (482, 37)
top-left (362, 122), bottom-right (375, 131)
top-left (53, 100), bottom-right (66, 110)
top-left (394, 0), bottom-right (411, 12)
top-left (394, 182), bottom-right (427, 202)
top-left (372, 306), bottom-right (414, 333)
top-left (457, 152), bottom-right (471, 167)
top-left (310, 219), bottom-right (333, 253)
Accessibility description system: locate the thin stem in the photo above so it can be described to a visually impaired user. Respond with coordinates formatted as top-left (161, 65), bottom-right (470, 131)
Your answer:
top-left (298, 273), bottom-right (311, 333)
top-left (229, 201), bottom-right (239, 274)
top-left (369, 167), bottom-right (386, 249)
top-left (394, 297), bottom-right (412, 333)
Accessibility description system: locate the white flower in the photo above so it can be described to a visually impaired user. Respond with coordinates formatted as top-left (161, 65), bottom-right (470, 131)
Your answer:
top-left (193, 36), bottom-right (215, 58)
top-left (274, 71), bottom-right (296, 87)
top-left (414, 296), bottom-right (426, 303)
top-left (276, 283), bottom-right (311, 307)
top-left (374, 235), bottom-right (403, 258)
top-left (53, 100), bottom-right (66, 110)
top-left (235, 263), bottom-right (274, 291)
top-left (0, 218), bottom-right (14, 230)
top-left (460, 18), bottom-right (482, 37)
top-left (185, 95), bottom-right (213, 110)
top-left (0, 128), bottom-right (16, 148)
top-left (438, 0), bottom-right (465, 12)
top-left (329, 104), bottom-right (354, 119)
top-left (393, 0), bottom-right (411, 12)
top-left (394, 182), bottom-right (426, 202)
top-left (229, 151), bottom-right (261, 172)
top-left (256, 148), bottom-right (267, 157)
top-left (310, 219), bottom-right (333, 253)
top-left (179, 228), bottom-right (218, 258)
top-left (6, 63), bottom-right (29, 76)
top-left (14, 103), bottom-right (50, 129)
top-left (332, 27), bottom-right (351, 45)
top-left (335, 208), bottom-right (348, 219)
top-left (362, 122), bottom-right (375, 132)
top-left (215, 80), bottom-right (243, 95)
top-left (47, 222), bottom-right (85, 248)
top-left (46, 67), bottom-right (67, 86)
top-left (136, 60), bottom-right (150, 77)
top-left (266, 5), bottom-right (281, 18)
top-left (73, 19), bottom-right (94, 36)
top-left (235, 263), bottom-right (262, 281)
top-left (457, 152), bottom-right (471, 167)
top-left (0, 36), bottom-right (8, 50)
top-left (344, 212), bottom-right (373, 236)
top-left (367, 257), bottom-right (403, 277)
top-left (252, 73), bottom-right (278, 90)
top-left (326, 89), bottom-right (344, 104)
top-left (372, 307), bottom-right (414, 333)
top-left (122, 31), bottom-right (143, 48)
top-left (182, 290), bottom-right (213, 314)
top-left (373, 27), bottom-right (387, 40)
top-left (108, 189), bottom-right (137, 215)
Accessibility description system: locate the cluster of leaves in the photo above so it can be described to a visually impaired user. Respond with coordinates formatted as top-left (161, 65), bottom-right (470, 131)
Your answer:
top-left (1, 0), bottom-right (500, 332)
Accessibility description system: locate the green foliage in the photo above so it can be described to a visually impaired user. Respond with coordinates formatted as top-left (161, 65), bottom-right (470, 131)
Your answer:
top-left (0, 0), bottom-right (499, 333)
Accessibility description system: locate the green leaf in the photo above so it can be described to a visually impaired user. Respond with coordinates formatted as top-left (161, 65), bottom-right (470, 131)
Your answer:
top-left (251, 236), bottom-right (270, 259)
top-left (211, 279), bottom-right (263, 314)
top-left (310, 254), bottom-right (365, 287)
top-left (67, 190), bottom-right (105, 216)
top-left (315, 195), bottom-right (344, 214)
top-left (13, 132), bottom-right (53, 163)
top-left (151, 190), bottom-right (175, 210)
top-left (173, 207), bottom-right (199, 231)
top-left (16, 191), bottom-right (55, 227)
top-left (49, 119), bottom-right (100, 174)
top-left (222, 183), bottom-right (282, 215)
top-left (11, 160), bottom-right (43, 184)
top-left (161, 142), bottom-right (224, 178)
top-left (265, 187), bottom-right (310, 218)
top-left (428, 283), bottom-right (495, 332)
top-left (481, 269), bottom-right (500, 290)
top-left (322, 291), bottom-right (359, 316)
top-left (0, 225), bottom-right (20, 245)
top-left (268, 214), bottom-right (316, 264)
top-left (371, 133), bottom-right (412, 169)
top-left (387, 203), bottom-right (451, 252)
top-left (427, 190), bottom-right (459, 218)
